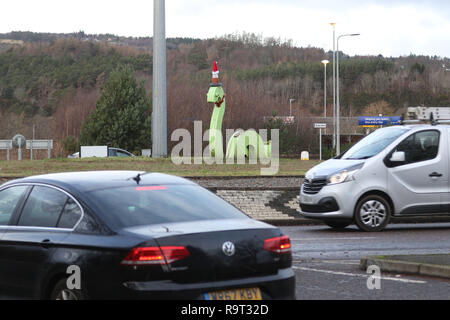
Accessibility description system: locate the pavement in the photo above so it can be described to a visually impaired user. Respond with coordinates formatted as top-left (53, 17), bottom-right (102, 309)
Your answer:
top-left (360, 254), bottom-right (450, 280)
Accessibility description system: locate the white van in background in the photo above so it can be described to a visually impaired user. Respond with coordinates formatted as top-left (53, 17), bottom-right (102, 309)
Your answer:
top-left (68, 146), bottom-right (135, 158)
top-left (300, 125), bottom-right (449, 232)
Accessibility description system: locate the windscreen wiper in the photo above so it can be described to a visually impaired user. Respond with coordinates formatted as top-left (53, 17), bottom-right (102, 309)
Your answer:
top-left (345, 156), bottom-right (372, 160)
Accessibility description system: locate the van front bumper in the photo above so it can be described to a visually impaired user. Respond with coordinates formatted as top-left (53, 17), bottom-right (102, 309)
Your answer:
top-left (299, 197), bottom-right (340, 213)
top-left (299, 180), bottom-right (357, 220)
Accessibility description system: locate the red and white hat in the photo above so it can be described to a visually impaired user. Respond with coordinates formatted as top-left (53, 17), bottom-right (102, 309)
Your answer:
top-left (212, 61), bottom-right (219, 84)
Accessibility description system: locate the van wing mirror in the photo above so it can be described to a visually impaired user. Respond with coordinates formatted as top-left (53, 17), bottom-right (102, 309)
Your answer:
top-left (390, 151), bottom-right (405, 162)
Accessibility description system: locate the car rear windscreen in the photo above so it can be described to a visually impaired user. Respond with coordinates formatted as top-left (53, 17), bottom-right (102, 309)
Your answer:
top-left (88, 185), bottom-right (249, 228)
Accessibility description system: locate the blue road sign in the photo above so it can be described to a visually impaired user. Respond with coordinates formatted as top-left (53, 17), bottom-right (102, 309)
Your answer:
top-left (358, 116), bottom-right (402, 127)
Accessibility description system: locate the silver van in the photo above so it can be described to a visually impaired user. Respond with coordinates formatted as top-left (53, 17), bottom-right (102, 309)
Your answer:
top-left (299, 125), bottom-right (449, 232)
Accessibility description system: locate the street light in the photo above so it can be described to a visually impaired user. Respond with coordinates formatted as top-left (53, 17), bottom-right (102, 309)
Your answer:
top-left (321, 60), bottom-right (329, 118)
top-left (336, 33), bottom-right (360, 156)
top-left (329, 23), bottom-right (337, 149)
top-left (153, 0), bottom-right (167, 158)
top-left (289, 98), bottom-right (296, 117)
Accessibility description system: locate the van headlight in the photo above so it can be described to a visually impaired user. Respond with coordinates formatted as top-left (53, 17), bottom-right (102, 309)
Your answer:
top-left (328, 169), bottom-right (359, 185)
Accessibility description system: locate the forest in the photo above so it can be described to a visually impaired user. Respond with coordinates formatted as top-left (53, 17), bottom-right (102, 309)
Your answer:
top-left (0, 31), bottom-right (449, 158)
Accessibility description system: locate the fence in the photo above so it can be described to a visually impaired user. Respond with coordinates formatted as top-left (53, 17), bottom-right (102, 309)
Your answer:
top-left (0, 140), bottom-right (53, 160)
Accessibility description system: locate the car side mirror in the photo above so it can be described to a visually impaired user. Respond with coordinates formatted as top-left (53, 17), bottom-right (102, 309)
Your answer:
top-left (390, 151), bottom-right (405, 162)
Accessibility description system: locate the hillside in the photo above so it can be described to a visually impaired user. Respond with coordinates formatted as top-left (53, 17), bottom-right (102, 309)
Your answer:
top-left (0, 31), bottom-right (449, 158)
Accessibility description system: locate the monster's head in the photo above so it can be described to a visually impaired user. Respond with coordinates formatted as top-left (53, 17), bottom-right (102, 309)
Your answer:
top-left (207, 61), bottom-right (225, 105)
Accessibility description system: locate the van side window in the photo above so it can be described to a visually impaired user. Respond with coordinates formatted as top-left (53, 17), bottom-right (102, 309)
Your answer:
top-left (108, 148), bottom-right (117, 157)
top-left (394, 130), bottom-right (440, 165)
top-left (116, 150), bottom-right (131, 157)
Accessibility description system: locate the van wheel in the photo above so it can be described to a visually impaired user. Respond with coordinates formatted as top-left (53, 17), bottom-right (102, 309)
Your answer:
top-left (355, 195), bottom-right (391, 232)
top-left (50, 278), bottom-right (85, 300)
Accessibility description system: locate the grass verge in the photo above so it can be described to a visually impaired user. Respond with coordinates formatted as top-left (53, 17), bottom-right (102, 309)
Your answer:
top-left (0, 157), bottom-right (320, 178)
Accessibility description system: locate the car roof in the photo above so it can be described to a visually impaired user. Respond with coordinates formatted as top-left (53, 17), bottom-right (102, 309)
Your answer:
top-left (2, 171), bottom-right (196, 193)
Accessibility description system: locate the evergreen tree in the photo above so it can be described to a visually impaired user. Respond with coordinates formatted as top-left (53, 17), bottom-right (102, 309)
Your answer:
top-left (80, 65), bottom-right (151, 152)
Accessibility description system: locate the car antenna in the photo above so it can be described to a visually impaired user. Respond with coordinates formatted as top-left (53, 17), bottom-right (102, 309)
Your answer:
top-left (132, 173), bottom-right (141, 185)
top-left (129, 172), bottom-right (151, 185)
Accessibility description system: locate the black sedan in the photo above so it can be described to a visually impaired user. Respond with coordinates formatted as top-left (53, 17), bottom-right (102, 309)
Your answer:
top-left (0, 171), bottom-right (295, 300)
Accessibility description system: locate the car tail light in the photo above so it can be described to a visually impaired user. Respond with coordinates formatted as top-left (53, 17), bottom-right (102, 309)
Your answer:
top-left (121, 246), bottom-right (190, 265)
top-left (264, 236), bottom-right (291, 254)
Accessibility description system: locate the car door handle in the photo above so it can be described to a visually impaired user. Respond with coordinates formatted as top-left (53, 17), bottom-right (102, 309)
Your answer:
top-left (41, 239), bottom-right (52, 249)
top-left (429, 172), bottom-right (443, 178)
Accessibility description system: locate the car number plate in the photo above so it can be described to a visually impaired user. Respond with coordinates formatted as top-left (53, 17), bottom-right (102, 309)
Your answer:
top-left (204, 288), bottom-right (262, 300)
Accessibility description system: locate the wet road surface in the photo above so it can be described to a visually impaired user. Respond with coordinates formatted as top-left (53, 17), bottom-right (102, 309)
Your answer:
top-left (282, 223), bottom-right (450, 300)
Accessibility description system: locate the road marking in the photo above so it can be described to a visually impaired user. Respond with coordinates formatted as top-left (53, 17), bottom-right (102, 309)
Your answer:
top-left (293, 266), bottom-right (427, 284)
top-left (321, 260), bottom-right (361, 265)
top-left (290, 237), bottom-right (376, 241)
top-left (293, 260), bottom-right (360, 265)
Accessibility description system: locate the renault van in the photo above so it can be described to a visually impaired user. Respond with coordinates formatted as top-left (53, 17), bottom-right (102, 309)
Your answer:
top-left (299, 125), bottom-right (449, 232)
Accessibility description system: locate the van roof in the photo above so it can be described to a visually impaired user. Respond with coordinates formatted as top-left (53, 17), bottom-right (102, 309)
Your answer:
top-left (394, 124), bottom-right (450, 130)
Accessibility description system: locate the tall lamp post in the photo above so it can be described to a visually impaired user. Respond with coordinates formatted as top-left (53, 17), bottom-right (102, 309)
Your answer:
top-left (321, 60), bottom-right (329, 118)
top-left (329, 23), bottom-right (337, 150)
top-left (336, 33), bottom-right (360, 156)
top-left (152, 0), bottom-right (167, 158)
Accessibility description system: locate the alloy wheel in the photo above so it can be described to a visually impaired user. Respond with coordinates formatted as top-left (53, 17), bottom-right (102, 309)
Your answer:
top-left (359, 200), bottom-right (387, 228)
top-left (56, 289), bottom-right (79, 300)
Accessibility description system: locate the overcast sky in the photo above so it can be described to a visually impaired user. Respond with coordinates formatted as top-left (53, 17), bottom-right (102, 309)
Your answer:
top-left (1, 0), bottom-right (449, 58)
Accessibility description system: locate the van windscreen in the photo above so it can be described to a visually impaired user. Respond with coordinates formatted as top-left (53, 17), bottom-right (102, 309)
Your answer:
top-left (342, 127), bottom-right (410, 160)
